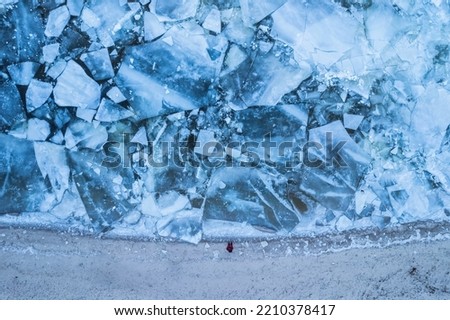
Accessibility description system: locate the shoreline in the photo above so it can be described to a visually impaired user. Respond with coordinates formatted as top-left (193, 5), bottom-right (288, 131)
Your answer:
top-left (1, 227), bottom-right (450, 299)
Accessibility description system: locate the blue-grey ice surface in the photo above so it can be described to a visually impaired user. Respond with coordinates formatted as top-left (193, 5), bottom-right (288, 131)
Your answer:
top-left (1, 0), bottom-right (450, 244)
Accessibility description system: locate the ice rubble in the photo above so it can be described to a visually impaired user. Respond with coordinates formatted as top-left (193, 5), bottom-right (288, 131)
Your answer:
top-left (1, 0), bottom-right (450, 244)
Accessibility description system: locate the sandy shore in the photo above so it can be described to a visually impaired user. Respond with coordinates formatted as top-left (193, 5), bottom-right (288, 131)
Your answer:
top-left (1, 227), bottom-right (449, 299)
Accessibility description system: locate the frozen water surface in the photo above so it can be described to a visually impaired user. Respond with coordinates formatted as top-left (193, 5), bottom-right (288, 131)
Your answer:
top-left (0, 0), bottom-right (450, 245)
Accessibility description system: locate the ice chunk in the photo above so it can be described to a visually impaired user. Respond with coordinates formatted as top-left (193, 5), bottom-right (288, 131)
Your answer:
top-left (47, 60), bottom-right (67, 79)
top-left (68, 150), bottom-right (134, 231)
top-left (130, 126), bottom-right (148, 145)
top-left (202, 7), bottom-right (221, 33)
top-left (26, 79), bottom-right (53, 112)
top-left (42, 43), bottom-right (60, 63)
top-left (80, 48), bottom-right (115, 81)
top-left (204, 168), bottom-right (299, 232)
top-left (239, 0), bottom-right (287, 26)
top-left (34, 142), bottom-right (70, 201)
top-left (0, 80), bottom-right (26, 131)
top-left (7, 62), bottom-right (40, 86)
top-left (67, 0), bottom-right (83, 16)
top-left (76, 108), bottom-right (96, 123)
top-left (156, 209), bottom-right (203, 244)
top-left (53, 60), bottom-right (101, 109)
top-left (45, 6), bottom-right (70, 38)
top-left (156, 191), bottom-right (190, 216)
top-left (116, 23), bottom-right (227, 119)
top-left (95, 98), bottom-right (134, 122)
top-left (0, 134), bottom-right (47, 213)
top-left (141, 193), bottom-right (159, 217)
top-left (65, 119), bottom-right (108, 150)
top-left (194, 130), bottom-right (219, 156)
top-left (115, 58), bottom-right (196, 120)
top-left (222, 11), bottom-right (254, 47)
top-left (80, 7), bottom-right (101, 28)
top-left (152, 0), bottom-right (199, 21)
top-left (112, 2), bottom-right (141, 34)
top-left (335, 215), bottom-right (353, 231)
top-left (27, 118), bottom-right (51, 141)
top-left (343, 114), bottom-right (364, 130)
top-left (58, 25), bottom-right (91, 54)
top-left (49, 130), bottom-right (64, 145)
top-left (371, 215), bottom-right (391, 229)
top-left (123, 209), bottom-right (141, 225)
top-left (220, 44), bottom-right (247, 76)
top-left (49, 181), bottom-right (87, 220)
top-left (106, 87), bottom-right (127, 103)
top-left (143, 11), bottom-right (165, 42)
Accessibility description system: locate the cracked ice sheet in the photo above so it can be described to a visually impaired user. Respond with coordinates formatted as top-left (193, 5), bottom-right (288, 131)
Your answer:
top-left (221, 46), bottom-right (311, 108)
top-left (297, 121), bottom-right (371, 211)
top-left (410, 84), bottom-right (450, 152)
top-left (272, 0), bottom-right (361, 69)
top-left (34, 142), bottom-right (70, 202)
top-left (204, 167), bottom-right (299, 232)
top-left (1, 0), bottom-right (450, 244)
top-left (68, 150), bottom-right (134, 231)
top-left (0, 134), bottom-right (47, 213)
top-left (239, 0), bottom-right (287, 26)
top-left (151, 0), bottom-right (199, 22)
top-left (116, 22), bottom-right (227, 119)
